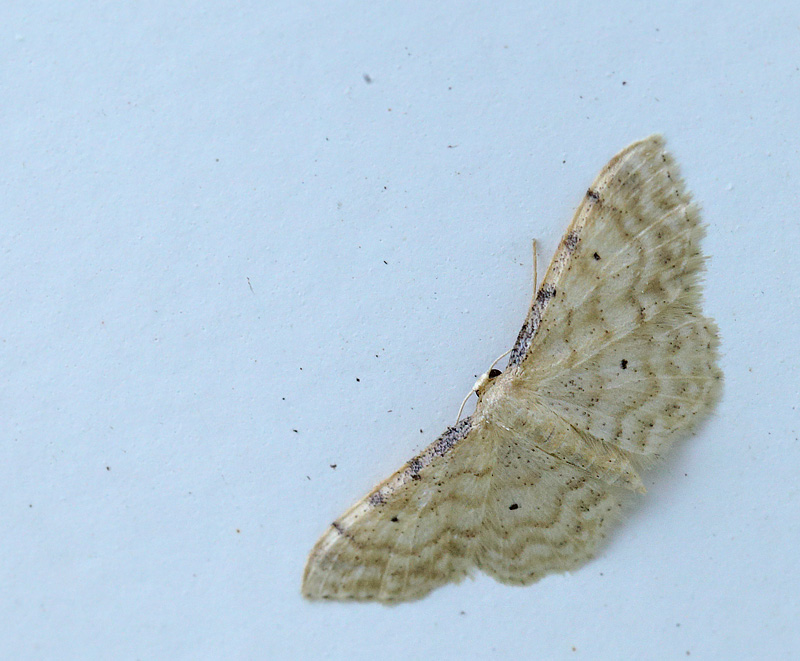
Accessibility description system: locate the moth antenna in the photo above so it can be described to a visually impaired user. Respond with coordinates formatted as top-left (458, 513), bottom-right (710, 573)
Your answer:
top-left (489, 348), bottom-right (512, 372)
top-left (456, 389), bottom-right (474, 423)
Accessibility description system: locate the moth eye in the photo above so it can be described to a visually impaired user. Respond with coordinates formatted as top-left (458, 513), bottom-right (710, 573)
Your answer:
top-left (488, 369), bottom-right (502, 379)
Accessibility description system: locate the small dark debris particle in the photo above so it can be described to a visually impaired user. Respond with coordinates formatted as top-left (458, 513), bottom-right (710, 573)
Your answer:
top-left (330, 464), bottom-right (337, 469)
top-left (383, 260), bottom-right (388, 264)
top-left (356, 377), bottom-right (360, 382)
top-left (509, 503), bottom-right (519, 510)
top-left (106, 466), bottom-right (110, 471)
top-left (622, 81), bottom-right (627, 85)
top-left (236, 529), bottom-right (241, 533)
top-left (391, 516), bottom-right (399, 522)
top-left (593, 252), bottom-right (601, 260)
top-left (621, 359), bottom-right (628, 369)
top-left (363, 73), bottom-right (372, 83)
top-left (293, 429), bottom-right (298, 433)
top-left (460, 610), bottom-right (466, 615)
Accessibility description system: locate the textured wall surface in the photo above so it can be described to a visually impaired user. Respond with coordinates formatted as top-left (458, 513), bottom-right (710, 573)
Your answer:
top-left (2, 2), bottom-right (798, 658)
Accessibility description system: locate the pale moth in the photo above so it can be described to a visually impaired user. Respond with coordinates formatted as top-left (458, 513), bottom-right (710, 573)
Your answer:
top-left (302, 136), bottom-right (722, 603)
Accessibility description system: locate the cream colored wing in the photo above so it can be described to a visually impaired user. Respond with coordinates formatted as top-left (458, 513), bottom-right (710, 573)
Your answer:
top-left (534, 307), bottom-right (720, 459)
top-left (473, 404), bottom-right (632, 585)
top-left (302, 419), bottom-right (493, 603)
top-left (508, 135), bottom-right (721, 458)
top-left (303, 404), bottom-right (634, 599)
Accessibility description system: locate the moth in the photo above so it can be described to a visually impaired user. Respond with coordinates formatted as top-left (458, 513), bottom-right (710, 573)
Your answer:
top-left (302, 136), bottom-right (722, 603)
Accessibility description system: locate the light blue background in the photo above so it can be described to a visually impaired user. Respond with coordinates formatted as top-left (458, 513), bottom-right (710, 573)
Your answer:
top-left (2, 2), bottom-right (798, 659)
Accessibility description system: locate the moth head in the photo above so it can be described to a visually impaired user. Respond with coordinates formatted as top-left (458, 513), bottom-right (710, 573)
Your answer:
top-left (474, 368), bottom-right (504, 398)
